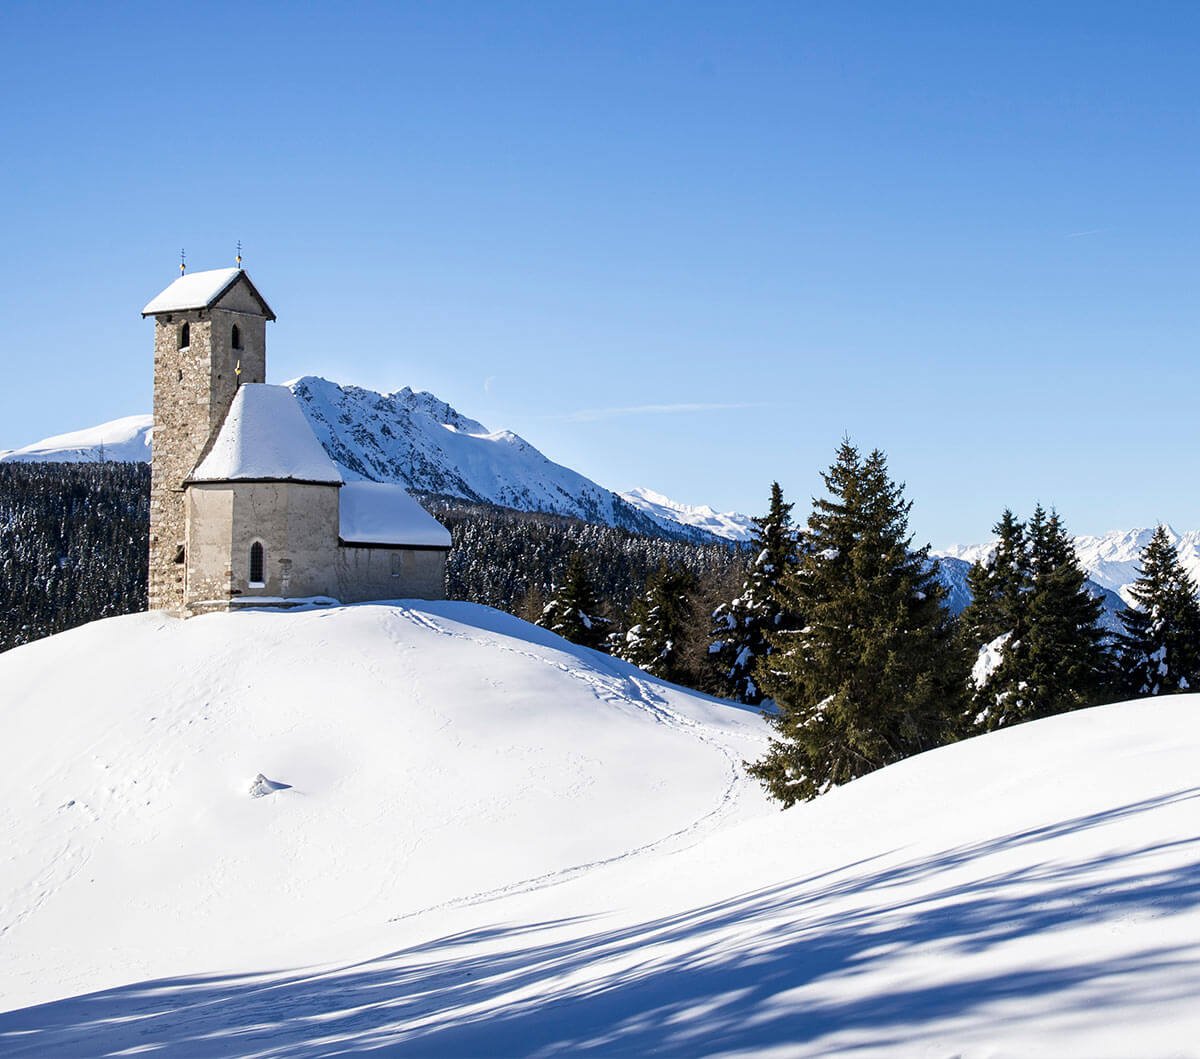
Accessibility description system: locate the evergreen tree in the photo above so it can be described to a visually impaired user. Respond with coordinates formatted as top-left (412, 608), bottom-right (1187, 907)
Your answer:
top-left (971, 505), bottom-right (1114, 729)
top-left (960, 510), bottom-right (1027, 647)
top-left (748, 441), bottom-right (964, 806)
top-left (959, 510), bottom-right (1029, 728)
top-left (1119, 525), bottom-right (1200, 697)
top-left (537, 551), bottom-right (607, 650)
top-left (613, 564), bottom-right (699, 685)
top-left (709, 482), bottom-right (798, 703)
top-left (0, 462), bottom-right (149, 653)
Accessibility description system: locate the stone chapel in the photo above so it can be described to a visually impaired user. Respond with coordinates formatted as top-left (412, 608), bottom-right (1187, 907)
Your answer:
top-left (143, 266), bottom-right (450, 613)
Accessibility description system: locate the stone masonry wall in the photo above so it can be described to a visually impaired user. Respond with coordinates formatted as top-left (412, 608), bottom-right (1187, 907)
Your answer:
top-left (149, 310), bottom-right (214, 610)
top-left (148, 280), bottom-right (268, 611)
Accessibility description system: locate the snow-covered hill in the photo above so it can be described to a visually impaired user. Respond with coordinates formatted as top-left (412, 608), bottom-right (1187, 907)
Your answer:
top-left (0, 414), bottom-right (153, 464)
top-left (2, 604), bottom-right (1199, 1055)
top-left (621, 486), bottom-right (756, 542)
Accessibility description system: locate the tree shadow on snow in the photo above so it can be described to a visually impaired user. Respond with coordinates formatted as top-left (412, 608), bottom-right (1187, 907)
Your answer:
top-left (3, 788), bottom-right (1200, 1057)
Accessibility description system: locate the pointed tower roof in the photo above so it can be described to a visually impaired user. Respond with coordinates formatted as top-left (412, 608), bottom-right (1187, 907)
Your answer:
top-left (190, 385), bottom-right (342, 484)
top-left (141, 268), bottom-right (275, 320)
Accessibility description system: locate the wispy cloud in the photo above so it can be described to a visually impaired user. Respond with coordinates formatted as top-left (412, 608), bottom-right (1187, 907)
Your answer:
top-left (1065, 228), bottom-right (1109, 239)
top-left (555, 401), bottom-right (764, 423)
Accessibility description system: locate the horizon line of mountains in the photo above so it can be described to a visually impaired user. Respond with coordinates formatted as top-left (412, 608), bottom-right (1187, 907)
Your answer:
top-left (3, 374), bottom-right (1192, 622)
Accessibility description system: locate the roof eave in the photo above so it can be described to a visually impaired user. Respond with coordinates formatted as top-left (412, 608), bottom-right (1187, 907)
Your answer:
top-left (186, 476), bottom-right (343, 487)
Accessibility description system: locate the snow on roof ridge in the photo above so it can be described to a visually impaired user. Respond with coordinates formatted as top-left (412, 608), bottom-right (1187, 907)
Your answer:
top-left (191, 384), bottom-right (343, 484)
top-left (141, 268), bottom-right (275, 319)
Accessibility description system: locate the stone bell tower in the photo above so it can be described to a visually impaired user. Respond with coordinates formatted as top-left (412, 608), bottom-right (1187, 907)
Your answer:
top-left (141, 266), bottom-right (275, 610)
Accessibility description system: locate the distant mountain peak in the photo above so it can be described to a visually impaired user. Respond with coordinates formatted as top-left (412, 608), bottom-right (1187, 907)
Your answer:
top-left (286, 376), bottom-right (702, 539)
top-left (936, 525), bottom-right (1200, 610)
top-left (0, 414), bottom-right (153, 464)
top-left (621, 486), bottom-right (756, 542)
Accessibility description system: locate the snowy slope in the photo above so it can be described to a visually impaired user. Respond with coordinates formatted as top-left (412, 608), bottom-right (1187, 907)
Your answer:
top-left (0, 414), bottom-right (153, 464)
top-left (3, 606), bottom-right (1200, 1056)
top-left (0, 603), bottom-right (768, 1016)
top-left (621, 486), bottom-right (756, 542)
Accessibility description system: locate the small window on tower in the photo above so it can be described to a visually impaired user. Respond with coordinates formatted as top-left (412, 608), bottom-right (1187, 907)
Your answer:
top-left (249, 541), bottom-right (265, 586)
top-left (232, 324), bottom-right (242, 350)
top-left (179, 322), bottom-right (190, 349)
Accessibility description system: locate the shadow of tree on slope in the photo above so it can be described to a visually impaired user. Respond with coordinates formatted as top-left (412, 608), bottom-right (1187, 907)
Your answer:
top-left (3, 788), bottom-right (1199, 1057)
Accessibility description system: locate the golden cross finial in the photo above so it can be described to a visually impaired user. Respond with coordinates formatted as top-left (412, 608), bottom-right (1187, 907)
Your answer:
top-left (236, 240), bottom-right (242, 269)
top-left (235, 359), bottom-right (242, 387)
top-left (179, 248), bottom-right (186, 276)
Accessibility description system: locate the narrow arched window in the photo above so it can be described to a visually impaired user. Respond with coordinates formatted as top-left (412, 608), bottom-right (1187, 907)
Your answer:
top-left (249, 541), bottom-right (265, 585)
top-left (231, 324), bottom-right (242, 350)
top-left (179, 322), bottom-right (190, 349)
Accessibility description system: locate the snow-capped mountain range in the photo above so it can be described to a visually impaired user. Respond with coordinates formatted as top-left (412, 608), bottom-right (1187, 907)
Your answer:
top-left (0, 379), bottom-right (729, 543)
top-left (0, 380), bottom-right (1189, 617)
top-left (619, 486), bottom-right (756, 542)
top-left (936, 527), bottom-right (1200, 609)
top-left (287, 377), bottom-right (696, 540)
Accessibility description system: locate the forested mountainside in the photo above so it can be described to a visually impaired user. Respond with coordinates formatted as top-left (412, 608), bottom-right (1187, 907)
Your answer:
top-left (0, 465), bottom-right (745, 657)
top-left (0, 463), bottom-right (148, 652)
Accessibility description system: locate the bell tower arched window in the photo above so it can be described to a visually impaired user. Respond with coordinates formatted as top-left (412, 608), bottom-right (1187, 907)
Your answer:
top-left (179, 322), bottom-right (190, 349)
top-left (249, 541), bottom-right (265, 585)
top-left (231, 324), bottom-right (242, 350)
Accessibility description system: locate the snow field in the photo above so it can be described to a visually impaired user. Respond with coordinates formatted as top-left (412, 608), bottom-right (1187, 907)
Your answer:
top-left (0, 603), bottom-right (768, 1017)
top-left (1, 605), bottom-right (1199, 1056)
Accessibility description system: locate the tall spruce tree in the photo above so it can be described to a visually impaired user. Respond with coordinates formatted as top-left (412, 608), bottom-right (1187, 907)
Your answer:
top-left (959, 510), bottom-right (1029, 728)
top-left (1119, 525), bottom-right (1200, 697)
top-left (971, 505), bottom-right (1114, 729)
top-left (613, 564), bottom-right (699, 685)
top-left (960, 510), bottom-right (1027, 647)
top-left (748, 442), bottom-right (964, 806)
top-left (538, 551), bottom-right (607, 650)
top-left (709, 482), bottom-right (798, 703)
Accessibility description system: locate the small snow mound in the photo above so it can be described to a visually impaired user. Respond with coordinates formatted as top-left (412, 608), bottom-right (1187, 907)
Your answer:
top-left (248, 773), bottom-right (292, 798)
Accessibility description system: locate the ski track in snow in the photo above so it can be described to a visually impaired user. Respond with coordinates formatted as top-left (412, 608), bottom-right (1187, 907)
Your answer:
top-left (383, 605), bottom-right (752, 921)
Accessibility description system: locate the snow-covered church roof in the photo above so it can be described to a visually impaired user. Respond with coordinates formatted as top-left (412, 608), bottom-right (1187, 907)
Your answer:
top-left (190, 384), bottom-right (451, 548)
top-left (141, 268), bottom-right (276, 320)
top-left (191, 384), bottom-right (344, 484)
top-left (339, 481), bottom-right (452, 548)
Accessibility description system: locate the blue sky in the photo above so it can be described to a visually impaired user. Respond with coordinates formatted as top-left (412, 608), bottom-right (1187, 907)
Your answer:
top-left (1, 2), bottom-right (1197, 546)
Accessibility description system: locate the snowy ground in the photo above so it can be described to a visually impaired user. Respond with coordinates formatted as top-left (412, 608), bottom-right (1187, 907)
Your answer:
top-left (1, 603), bottom-right (1198, 1056)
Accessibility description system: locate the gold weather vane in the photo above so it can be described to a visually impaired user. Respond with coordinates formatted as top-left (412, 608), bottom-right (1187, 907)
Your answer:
top-left (179, 248), bottom-right (186, 276)
top-left (236, 240), bottom-right (242, 269)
